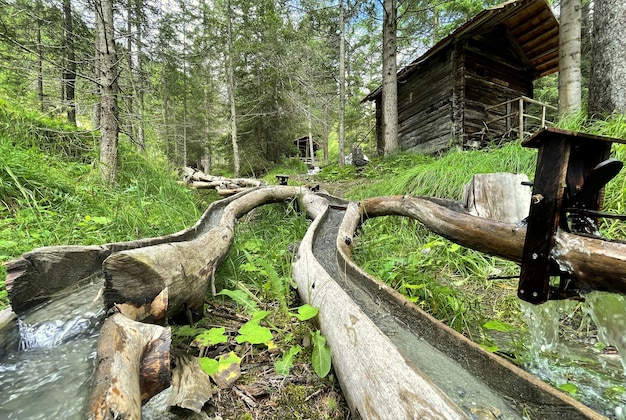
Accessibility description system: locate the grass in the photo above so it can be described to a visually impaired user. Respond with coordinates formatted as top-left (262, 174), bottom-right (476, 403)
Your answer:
top-left (0, 101), bottom-right (211, 309)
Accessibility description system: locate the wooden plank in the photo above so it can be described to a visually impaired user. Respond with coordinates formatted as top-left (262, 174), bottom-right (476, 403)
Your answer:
top-left (519, 136), bottom-right (570, 303)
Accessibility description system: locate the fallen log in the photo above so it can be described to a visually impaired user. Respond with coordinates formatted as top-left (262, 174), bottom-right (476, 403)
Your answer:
top-left (88, 311), bottom-right (171, 420)
top-left (181, 167), bottom-right (265, 189)
top-left (103, 186), bottom-right (306, 320)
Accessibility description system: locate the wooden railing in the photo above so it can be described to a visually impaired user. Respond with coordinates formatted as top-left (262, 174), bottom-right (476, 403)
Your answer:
top-left (484, 96), bottom-right (557, 140)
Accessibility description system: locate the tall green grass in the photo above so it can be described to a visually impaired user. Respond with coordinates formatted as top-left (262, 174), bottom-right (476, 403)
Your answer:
top-left (0, 104), bottom-right (211, 309)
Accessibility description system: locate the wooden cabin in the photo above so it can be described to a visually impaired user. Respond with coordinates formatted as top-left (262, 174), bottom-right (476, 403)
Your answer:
top-left (294, 135), bottom-right (320, 167)
top-left (363, 0), bottom-right (559, 156)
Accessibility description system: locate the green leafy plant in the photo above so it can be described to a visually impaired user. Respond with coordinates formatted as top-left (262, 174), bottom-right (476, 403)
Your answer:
top-left (275, 345), bottom-right (302, 375)
top-left (311, 330), bottom-right (332, 378)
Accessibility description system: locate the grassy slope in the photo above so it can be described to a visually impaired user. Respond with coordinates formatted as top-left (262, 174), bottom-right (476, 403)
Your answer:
top-left (0, 100), bottom-right (213, 309)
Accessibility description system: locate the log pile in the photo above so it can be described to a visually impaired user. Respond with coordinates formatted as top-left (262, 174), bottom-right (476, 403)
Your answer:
top-left (181, 167), bottom-right (266, 195)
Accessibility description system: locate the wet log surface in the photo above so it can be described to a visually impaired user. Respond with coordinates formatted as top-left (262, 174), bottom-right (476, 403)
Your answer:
top-left (87, 311), bottom-right (171, 420)
top-left (4, 189), bottom-right (244, 314)
top-left (293, 192), bottom-right (605, 419)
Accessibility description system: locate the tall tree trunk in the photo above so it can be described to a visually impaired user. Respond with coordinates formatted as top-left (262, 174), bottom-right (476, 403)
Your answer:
top-left (134, 0), bottom-right (145, 151)
top-left (382, 0), bottom-right (398, 156)
top-left (338, 0), bottom-right (346, 166)
top-left (226, 0), bottom-right (240, 177)
top-left (36, 0), bottom-right (44, 112)
top-left (95, 0), bottom-right (120, 184)
top-left (63, 0), bottom-right (77, 125)
top-left (558, 0), bottom-right (582, 118)
top-left (588, 0), bottom-right (626, 115)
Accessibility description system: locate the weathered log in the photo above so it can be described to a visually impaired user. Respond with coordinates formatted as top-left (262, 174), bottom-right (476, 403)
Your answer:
top-left (294, 192), bottom-right (468, 418)
top-left (88, 312), bottom-right (171, 420)
top-left (361, 195), bottom-right (626, 296)
top-left (103, 186), bottom-right (306, 319)
top-left (115, 288), bottom-right (168, 324)
top-left (182, 167), bottom-right (265, 189)
top-left (3, 191), bottom-right (247, 315)
top-left (167, 354), bottom-right (213, 413)
top-left (462, 172), bottom-right (531, 222)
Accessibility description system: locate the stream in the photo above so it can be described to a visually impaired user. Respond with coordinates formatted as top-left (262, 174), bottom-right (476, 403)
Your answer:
top-left (0, 280), bottom-right (104, 419)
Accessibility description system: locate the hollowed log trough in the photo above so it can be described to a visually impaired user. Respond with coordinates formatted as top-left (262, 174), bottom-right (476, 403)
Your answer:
top-left (3, 185), bottom-right (625, 418)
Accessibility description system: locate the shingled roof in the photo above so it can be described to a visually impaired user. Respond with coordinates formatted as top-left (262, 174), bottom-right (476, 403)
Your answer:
top-left (364, 0), bottom-right (559, 101)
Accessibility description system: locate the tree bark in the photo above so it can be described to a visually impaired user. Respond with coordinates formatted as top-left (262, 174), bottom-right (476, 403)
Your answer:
top-left (63, 0), bottom-right (77, 125)
top-left (95, 0), bottom-right (119, 184)
top-left (338, 0), bottom-right (346, 166)
top-left (87, 312), bottom-right (171, 419)
top-left (558, 0), bottom-right (582, 118)
top-left (382, 0), bottom-right (398, 156)
top-left (226, 0), bottom-right (241, 177)
top-left (588, 0), bottom-right (626, 115)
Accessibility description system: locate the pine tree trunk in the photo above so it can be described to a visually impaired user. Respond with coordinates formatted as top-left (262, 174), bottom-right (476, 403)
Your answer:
top-left (338, 0), bottom-right (346, 166)
top-left (558, 0), bottom-right (582, 118)
top-left (95, 0), bottom-right (119, 184)
top-left (382, 0), bottom-right (398, 156)
top-left (226, 0), bottom-right (240, 178)
top-left (62, 0), bottom-right (77, 125)
top-left (589, 0), bottom-right (626, 115)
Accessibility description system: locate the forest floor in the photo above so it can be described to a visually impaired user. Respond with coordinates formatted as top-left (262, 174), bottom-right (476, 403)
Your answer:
top-left (172, 299), bottom-right (352, 420)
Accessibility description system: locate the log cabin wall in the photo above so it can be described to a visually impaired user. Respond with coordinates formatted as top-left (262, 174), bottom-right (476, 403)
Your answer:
top-left (396, 49), bottom-right (455, 155)
top-left (461, 26), bottom-right (534, 147)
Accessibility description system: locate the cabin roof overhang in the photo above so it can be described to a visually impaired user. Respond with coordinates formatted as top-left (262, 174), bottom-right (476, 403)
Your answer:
top-left (363, 0), bottom-right (559, 102)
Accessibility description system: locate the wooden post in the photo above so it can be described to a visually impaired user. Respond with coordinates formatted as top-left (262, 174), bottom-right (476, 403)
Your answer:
top-left (518, 96), bottom-right (524, 140)
top-left (519, 128), bottom-right (620, 303)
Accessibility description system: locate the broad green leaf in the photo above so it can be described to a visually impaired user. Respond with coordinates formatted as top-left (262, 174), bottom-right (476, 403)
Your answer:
top-left (275, 345), bottom-right (301, 375)
top-left (176, 325), bottom-right (206, 337)
top-left (290, 304), bottom-right (319, 321)
top-left (311, 331), bottom-right (331, 378)
top-left (199, 357), bottom-right (219, 376)
top-left (216, 289), bottom-right (258, 312)
top-left (483, 319), bottom-right (516, 333)
top-left (236, 321), bottom-right (273, 345)
top-left (480, 344), bottom-right (499, 353)
top-left (250, 310), bottom-right (270, 322)
top-left (192, 327), bottom-right (228, 347)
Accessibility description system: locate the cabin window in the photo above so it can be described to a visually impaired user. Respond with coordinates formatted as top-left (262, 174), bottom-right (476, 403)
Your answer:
top-left (476, 66), bottom-right (486, 77)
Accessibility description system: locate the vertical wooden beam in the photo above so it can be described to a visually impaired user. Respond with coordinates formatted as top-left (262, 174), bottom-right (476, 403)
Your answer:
top-left (518, 97), bottom-right (524, 140)
top-left (519, 136), bottom-right (570, 303)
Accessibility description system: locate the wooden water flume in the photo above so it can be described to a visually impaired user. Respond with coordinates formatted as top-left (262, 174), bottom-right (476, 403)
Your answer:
top-left (4, 127), bottom-right (626, 417)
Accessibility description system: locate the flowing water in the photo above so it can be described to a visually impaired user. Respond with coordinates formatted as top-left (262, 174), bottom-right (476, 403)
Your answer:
top-left (522, 294), bottom-right (626, 419)
top-left (0, 280), bottom-right (105, 419)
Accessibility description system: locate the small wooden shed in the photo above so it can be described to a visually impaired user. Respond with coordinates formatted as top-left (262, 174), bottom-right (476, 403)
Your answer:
top-left (363, 0), bottom-right (559, 156)
top-left (294, 135), bottom-right (320, 166)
